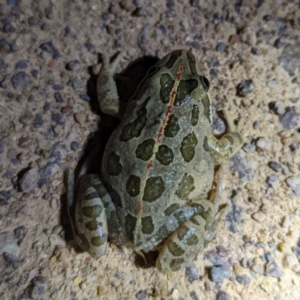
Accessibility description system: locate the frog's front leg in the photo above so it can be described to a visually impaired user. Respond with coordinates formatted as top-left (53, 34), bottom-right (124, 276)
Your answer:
top-left (207, 110), bottom-right (243, 164)
top-left (67, 171), bottom-right (123, 258)
top-left (156, 171), bottom-right (227, 273)
top-left (97, 52), bottom-right (126, 118)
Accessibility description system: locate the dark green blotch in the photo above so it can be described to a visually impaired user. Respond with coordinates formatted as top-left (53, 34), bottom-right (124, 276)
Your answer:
top-left (120, 97), bottom-right (150, 142)
top-left (156, 145), bottom-right (174, 166)
top-left (168, 240), bottom-right (185, 256)
top-left (91, 236), bottom-right (106, 247)
top-left (191, 104), bottom-right (199, 126)
top-left (201, 94), bottom-right (211, 122)
top-left (154, 224), bottom-right (171, 241)
top-left (169, 258), bottom-right (185, 271)
top-left (186, 234), bottom-right (199, 246)
top-left (175, 173), bottom-right (195, 199)
top-left (164, 114), bottom-right (180, 137)
top-left (125, 214), bottom-right (137, 242)
top-left (177, 225), bottom-right (189, 241)
top-left (82, 205), bottom-right (102, 219)
top-left (165, 50), bottom-right (182, 69)
top-left (85, 220), bottom-right (100, 231)
top-left (126, 175), bottom-right (141, 197)
top-left (141, 216), bottom-right (154, 234)
top-left (95, 182), bottom-right (109, 198)
top-left (174, 79), bottom-right (198, 106)
top-left (84, 190), bottom-right (99, 201)
top-left (187, 51), bottom-right (197, 75)
top-left (203, 136), bottom-right (210, 152)
top-left (136, 139), bottom-right (155, 161)
top-left (174, 210), bottom-right (190, 224)
top-left (143, 176), bottom-right (165, 202)
top-left (164, 203), bottom-right (180, 216)
top-left (180, 132), bottom-right (198, 162)
top-left (107, 152), bottom-right (123, 176)
top-left (105, 182), bottom-right (122, 207)
top-left (160, 73), bottom-right (175, 103)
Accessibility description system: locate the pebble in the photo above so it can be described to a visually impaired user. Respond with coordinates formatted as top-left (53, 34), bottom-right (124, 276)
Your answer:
top-left (185, 264), bottom-right (199, 283)
top-left (216, 42), bottom-right (227, 52)
top-left (15, 60), bottom-right (28, 69)
top-left (252, 211), bottom-right (266, 222)
top-left (239, 27), bottom-right (257, 46)
top-left (209, 69), bottom-right (218, 78)
top-left (230, 153), bottom-right (255, 185)
top-left (71, 141), bottom-right (80, 151)
top-left (210, 265), bottom-right (230, 284)
top-left (14, 225), bottom-right (26, 241)
top-left (212, 117), bottom-right (226, 135)
top-left (269, 161), bottom-right (283, 172)
top-left (71, 78), bottom-right (85, 91)
top-left (0, 231), bottom-right (20, 256)
top-left (293, 247), bottom-right (300, 261)
top-left (256, 137), bottom-right (271, 151)
top-left (279, 107), bottom-right (299, 130)
top-left (274, 38), bottom-right (285, 49)
top-left (216, 290), bottom-right (229, 300)
top-left (54, 92), bottom-right (63, 103)
top-left (18, 168), bottom-right (40, 193)
top-left (236, 274), bottom-right (250, 286)
top-left (31, 69), bottom-right (38, 78)
top-left (11, 71), bottom-right (32, 89)
top-left (268, 80), bottom-right (276, 87)
top-left (74, 276), bottom-right (82, 285)
top-left (236, 80), bottom-right (254, 97)
top-left (40, 41), bottom-right (61, 59)
top-left (32, 113), bottom-right (44, 128)
top-left (135, 289), bottom-right (147, 300)
top-left (286, 176), bottom-right (300, 196)
top-left (74, 112), bottom-right (87, 125)
top-left (265, 262), bottom-right (282, 278)
top-left (189, 291), bottom-right (199, 300)
top-left (80, 93), bottom-right (91, 102)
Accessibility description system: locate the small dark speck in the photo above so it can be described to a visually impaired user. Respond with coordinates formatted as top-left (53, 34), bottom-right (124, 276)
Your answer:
top-left (54, 92), bottom-right (63, 103)
top-left (216, 290), bottom-right (229, 300)
top-left (52, 84), bottom-right (64, 91)
top-left (269, 161), bottom-right (282, 172)
top-left (84, 42), bottom-right (95, 52)
top-left (0, 190), bottom-right (10, 199)
top-left (216, 42), bottom-right (227, 52)
top-left (251, 47), bottom-right (260, 55)
top-left (65, 26), bottom-right (71, 34)
top-left (166, 0), bottom-right (175, 9)
top-left (10, 42), bottom-right (18, 52)
top-left (71, 141), bottom-right (80, 151)
top-left (189, 291), bottom-right (199, 300)
top-left (28, 95), bottom-right (35, 102)
top-left (31, 69), bottom-right (38, 78)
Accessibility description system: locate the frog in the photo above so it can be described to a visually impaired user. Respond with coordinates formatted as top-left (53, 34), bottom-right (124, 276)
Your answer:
top-left (67, 49), bottom-right (243, 273)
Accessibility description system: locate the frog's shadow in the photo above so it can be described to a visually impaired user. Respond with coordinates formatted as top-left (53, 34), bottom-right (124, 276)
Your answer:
top-left (60, 53), bottom-right (159, 265)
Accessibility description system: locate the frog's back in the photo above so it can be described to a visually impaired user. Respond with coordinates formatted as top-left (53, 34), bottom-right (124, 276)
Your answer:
top-left (101, 50), bottom-right (215, 250)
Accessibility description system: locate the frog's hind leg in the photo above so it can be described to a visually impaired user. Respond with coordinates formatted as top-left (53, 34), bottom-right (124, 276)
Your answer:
top-left (208, 110), bottom-right (243, 164)
top-left (67, 171), bottom-right (123, 258)
top-left (156, 169), bottom-right (228, 273)
top-left (97, 51), bottom-right (126, 118)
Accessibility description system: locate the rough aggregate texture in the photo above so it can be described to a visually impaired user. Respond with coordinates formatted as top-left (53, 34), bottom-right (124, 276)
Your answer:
top-left (0, 0), bottom-right (300, 300)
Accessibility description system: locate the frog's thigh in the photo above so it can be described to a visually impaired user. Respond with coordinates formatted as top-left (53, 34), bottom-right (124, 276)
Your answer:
top-left (207, 110), bottom-right (243, 164)
top-left (71, 174), bottom-right (109, 259)
top-left (97, 52), bottom-right (125, 118)
top-left (156, 213), bottom-right (208, 273)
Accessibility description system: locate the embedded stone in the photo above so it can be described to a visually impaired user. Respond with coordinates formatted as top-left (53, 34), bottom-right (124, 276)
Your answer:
top-left (175, 173), bottom-right (195, 199)
top-left (107, 152), bottom-right (123, 176)
top-left (143, 176), bottom-right (165, 202)
top-left (156, 145), bottom-right (174, 165)
top-left (164, 114), bottom-right (180, 137)
top-left (136, 139), bottom-right (155, 161)
top-left (126, 175), bottom-right (141, 197)
top-left (180, 132), bottom-right (198, 162)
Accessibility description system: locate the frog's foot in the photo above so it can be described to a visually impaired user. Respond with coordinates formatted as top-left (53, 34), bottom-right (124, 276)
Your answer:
top-left (97, 51), bottom-right (126, 118)
top-left (68, 172), bottom-right (109, 258)
top-left (156, 169), bottom-right (228, 273)
top-left (208, 110), bottom-right (243, 164)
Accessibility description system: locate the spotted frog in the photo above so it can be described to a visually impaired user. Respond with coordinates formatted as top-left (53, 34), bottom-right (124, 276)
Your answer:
top-left (68, 50), bottom-right (243, 273)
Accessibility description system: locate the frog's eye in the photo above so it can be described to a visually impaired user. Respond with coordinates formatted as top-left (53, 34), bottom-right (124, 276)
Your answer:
top-left (200, 76), bottom-right (210, 92)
